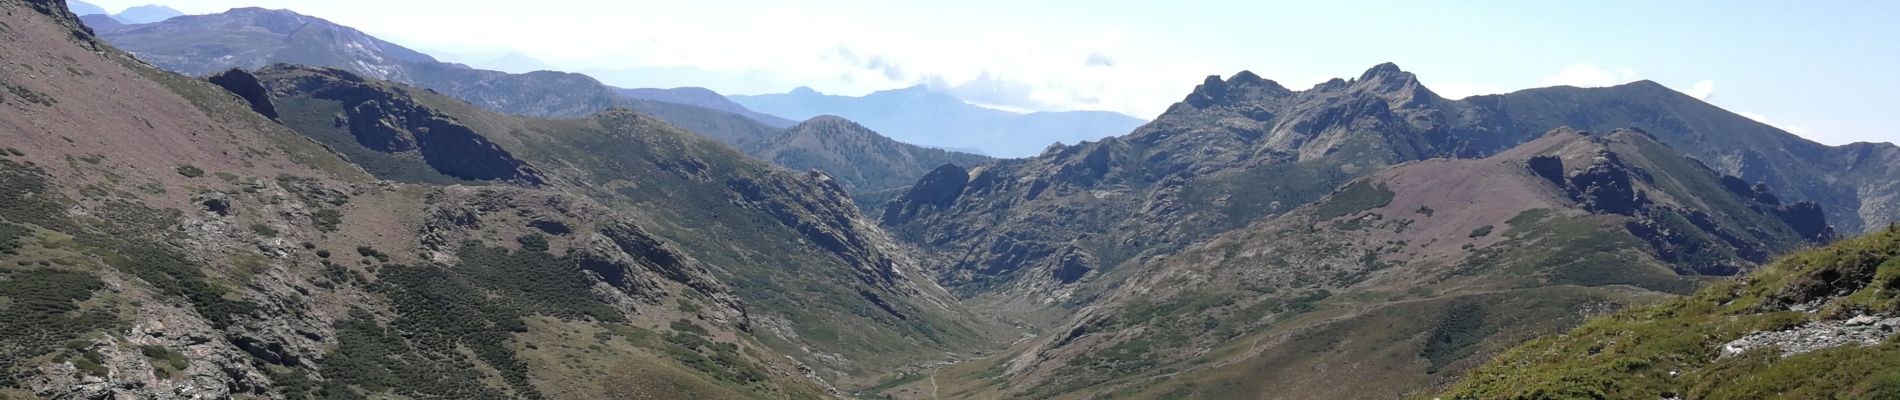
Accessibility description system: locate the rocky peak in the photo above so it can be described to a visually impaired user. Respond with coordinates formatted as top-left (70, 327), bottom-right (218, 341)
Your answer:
top-left (1179, 70), bottom-right (1292, 109)
top-left (1346, 62), bottom-right (1437, 107)
top-left (1357, 62), bottom-right (1407, 81)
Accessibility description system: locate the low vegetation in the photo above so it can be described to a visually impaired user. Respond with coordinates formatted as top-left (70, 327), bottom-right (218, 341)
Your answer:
top-left (1441, 226), bottom-right (1900, 399)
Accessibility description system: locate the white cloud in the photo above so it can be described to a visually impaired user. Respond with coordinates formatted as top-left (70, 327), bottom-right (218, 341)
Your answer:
top-left (1538, 63), bottom-right (1640, 88)
top-left (1737, 111), bottom-right (1816, 138)
top-left (1684, 80), bottom-right (1716, 101)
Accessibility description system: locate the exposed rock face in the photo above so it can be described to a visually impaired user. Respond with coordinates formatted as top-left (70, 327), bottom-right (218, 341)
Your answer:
top-left (418, 186), bottom-right (749, 326)
top-left (1562, 151), bottom-right (1645, 215)
top-left (206, 68), bottom-right (278, 119)
top-left (1720, 315), bottom-right (1900, 357)
top-left (257, 65), bottom-right (546, 184)
top-left (880, 163), bottom-right (969, 224)
top-left (1776, 201), bottom-right (1835, 242)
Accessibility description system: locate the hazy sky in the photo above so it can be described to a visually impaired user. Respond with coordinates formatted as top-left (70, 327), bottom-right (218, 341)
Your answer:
top-left (85, 0), bottom-right (1898, 145)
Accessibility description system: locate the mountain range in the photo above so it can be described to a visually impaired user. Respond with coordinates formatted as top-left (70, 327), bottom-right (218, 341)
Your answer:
top-left (4, 0), bottom-right (1898, 398)
top-left (67, 1), bottom-right (181, 24)
top-left (86, 7), bottom-right (787, 144)
top-left (882, 65), bottom-right (1895, 307)
top-left (731, 85), bottom-right (1149, 157)
top-left (0, 2), bottom-right (1004, 397)
top-left (867, 64), bottom-right (1895, 397)
top-left (104, 4), bottom-right (179, 23)
top-left (81, 6), bottom-right (992, 196)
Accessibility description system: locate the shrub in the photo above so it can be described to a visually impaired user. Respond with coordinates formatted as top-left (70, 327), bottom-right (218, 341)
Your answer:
top-left (1468, 225), bottom-right (1495, 238)
top-left (309, 209), bottom-right (343, 233)
top-left (175, 165), bottom-right (206, 178)
top-left (248, 223), bottom-right (279, 238)
top-left (1313, 180), bottom-right (1396, 221)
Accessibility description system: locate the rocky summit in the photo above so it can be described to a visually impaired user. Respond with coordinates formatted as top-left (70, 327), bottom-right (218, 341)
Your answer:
top-left (2, 0), bottom-right (1897, 399)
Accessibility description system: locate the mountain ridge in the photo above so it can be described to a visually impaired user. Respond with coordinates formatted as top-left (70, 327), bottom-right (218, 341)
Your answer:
top-left (618, 86), bottom-right (798, 128)
top-left (882, 63), bottom-right (1898, 313)
top-left (731, 85), bottom-right (1149, 157)
top-left (743, 115), bottom-right (990, 195)
top-left (87, 7), bottom-right (792, 145)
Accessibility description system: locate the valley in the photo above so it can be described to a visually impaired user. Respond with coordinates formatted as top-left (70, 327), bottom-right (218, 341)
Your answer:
top-left (2, 1), bottom-right (1897, 399)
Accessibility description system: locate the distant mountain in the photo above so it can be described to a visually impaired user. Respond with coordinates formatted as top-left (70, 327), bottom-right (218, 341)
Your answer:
top-left (730, 85), bottom-right (1148, 157)
top-left (743, 116), bottom-right (989, 194)
top-left (66, 0), bottom-right (106, 16)
top-left (86, 7), bottom-right (786, 144)
top-left (80, 7), bottom-right (1001, 197)
top-left (91, 7), bottom-right (438, 79)
top-left (618, 87), bottom-right (798, 128)
top-left (76, 13), bottom-right (120, 30)
top-left (471, 51), bottom-right (554, 74)
top-left (112, 4), bottom-right (182, 24)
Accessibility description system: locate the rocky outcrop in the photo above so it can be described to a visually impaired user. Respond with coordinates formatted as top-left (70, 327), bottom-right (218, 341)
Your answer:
top-left (1775, 201), bottom-right (1835, 242)
top-left (880, 164), bottom-right (969, 225)
top-left (417, 186), bottom-right (749, 326)
top-left (1720, 315), bottom-right (1900, 357)
top-left (207, 68), bottom-right (278, 119)
top-left (1561, 151), bottom-right (1646, 215)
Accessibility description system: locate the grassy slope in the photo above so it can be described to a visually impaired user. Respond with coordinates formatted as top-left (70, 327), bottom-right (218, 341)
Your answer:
top-left (1440, 226), bottom-right (1900, 399)
top-left (258, 66), bottom-right (1009, 387)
